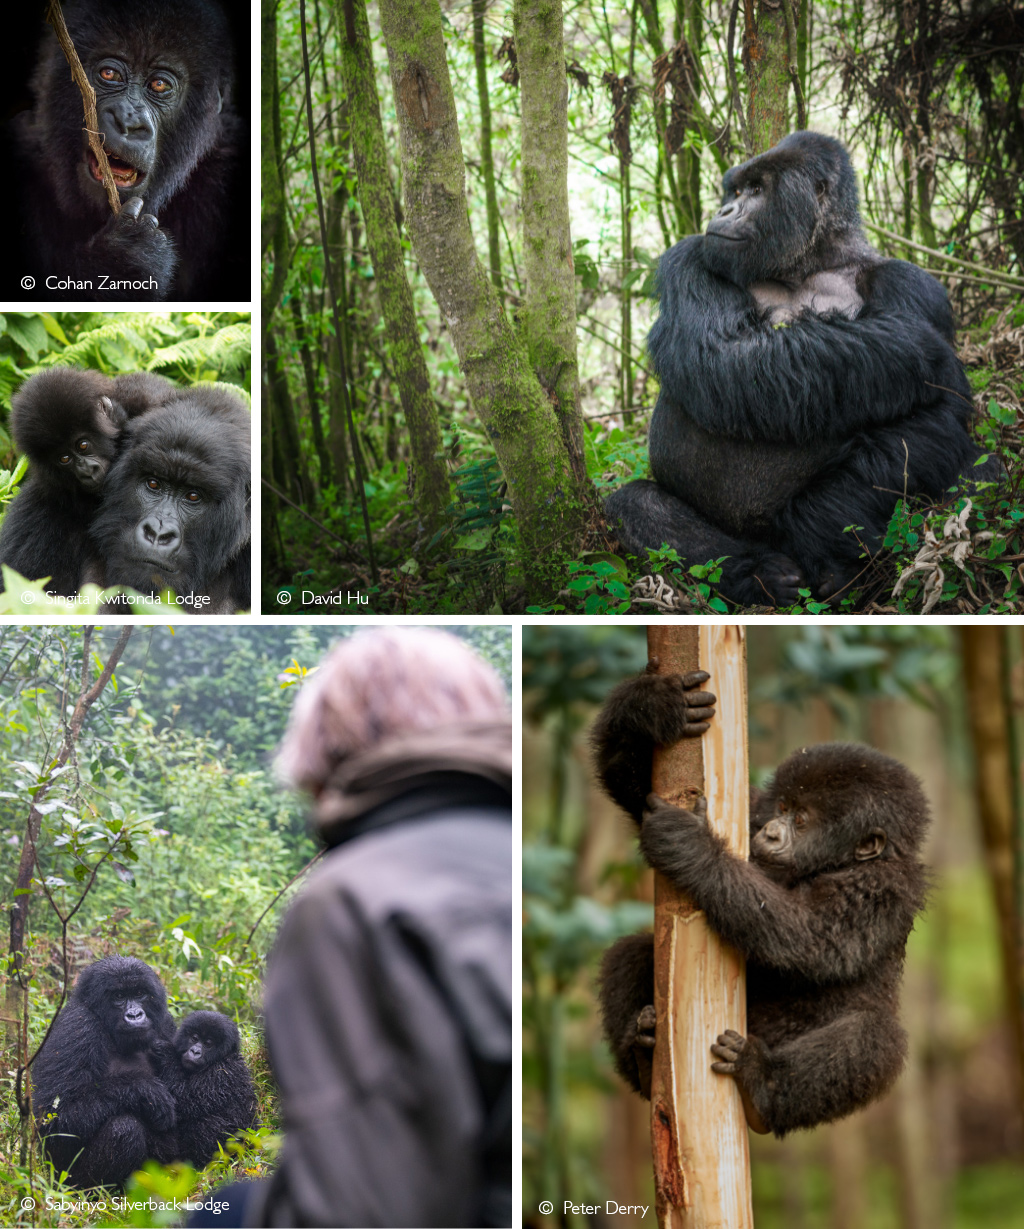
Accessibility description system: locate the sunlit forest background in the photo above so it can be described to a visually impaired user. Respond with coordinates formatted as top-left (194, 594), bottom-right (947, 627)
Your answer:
top-left (524, 625), bottom-right (1024, 1228)
top-left (0, 623), bottom-right (511, 1227)
top-left (262, 0), bottom-right (1024, 616)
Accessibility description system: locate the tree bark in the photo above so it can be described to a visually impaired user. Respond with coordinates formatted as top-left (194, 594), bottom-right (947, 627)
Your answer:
top-left (377, 0), bottom-right (589, 598)
top-left (289, 294), bottom-right (332, 490)
top-left (513, 0), bottom-right (589, 484)
top-left (647, 625), bottom-right (754, 1229)
top-left (472, 0), bottom-right (503, 298)
top-left (338, 0), bottom-right (450, 535)
top-left (743, 0), bottom-right (791, 152)
top-left (959, 627), bottom-right (1024, 1119)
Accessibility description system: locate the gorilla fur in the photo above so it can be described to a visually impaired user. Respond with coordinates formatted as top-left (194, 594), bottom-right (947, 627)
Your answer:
top-left (7, 0), bottom-right (244, 301)
top-left (0, 368), bottom-right (177, 595)
top-left (605, 131), bottom-right (997, 606)
top-left (593, 667), bottom-right (929, 1137)
top-left (32, 957), bottom-right (177, 1188)
top-left (88, 387), bottom-right (251, 612)
top-left (160, 1011), bottom-right (257, 1167)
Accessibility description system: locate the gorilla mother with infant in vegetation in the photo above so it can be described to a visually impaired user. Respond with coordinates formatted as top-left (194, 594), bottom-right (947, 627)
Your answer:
top-left (606, 131), bottom-right (997, 607)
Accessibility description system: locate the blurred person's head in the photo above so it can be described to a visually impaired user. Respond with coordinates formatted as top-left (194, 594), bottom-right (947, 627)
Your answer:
top-left (277, 628), bottom-right (509, 796)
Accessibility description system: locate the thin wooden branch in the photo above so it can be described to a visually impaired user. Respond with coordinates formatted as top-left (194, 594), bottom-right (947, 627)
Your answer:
top-left (865, 222), bottom-right (1024, 291)
top-left (647, 625), bottom-right (754, 1229)
top-left (46, 0), bottom-right (121, 216)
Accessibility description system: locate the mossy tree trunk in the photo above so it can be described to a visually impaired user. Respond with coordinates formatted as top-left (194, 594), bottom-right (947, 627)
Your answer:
top-left (337, 0), bottom-right (450, 537)
top-left (743, 0), bottom-right (791, 152)
top-left (472, 0), bottom-right (503, 299)
top-left (513, 0), bottom-right (589, 485)
top-left (377, 0), bottom-right (590, 599)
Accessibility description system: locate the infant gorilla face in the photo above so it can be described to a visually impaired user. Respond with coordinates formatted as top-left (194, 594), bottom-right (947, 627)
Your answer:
top-left (174, 1009), bottom-right (240, 1070)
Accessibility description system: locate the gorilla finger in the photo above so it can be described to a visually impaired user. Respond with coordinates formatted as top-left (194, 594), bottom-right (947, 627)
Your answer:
top-left (645, 657), bottom-right (661, 674)
top-left (140, 214), bottom-right (160, 229)
top-left (683, 690), bottom-right (717, 708)
top-left (679, 670), bottom-right (711, 689)
top-left (121, 196), bottom-right (145, 220)
top-left (693, 796), bottom-right (708, 822)
top-left (710, 1059), bottom-right (738, 1074)
top-left (681, 721), bottom-right (710, 737)
top-left (710, 1042), bottom-right (738, 1060)
top-left (685, 705), bottom-right (716, 722)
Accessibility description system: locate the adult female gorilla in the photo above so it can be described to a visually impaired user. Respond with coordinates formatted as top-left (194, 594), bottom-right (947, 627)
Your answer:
top-left (191, 630), bottom-right (513, 1229)
top-left (606, 132), bottom-right (997, 606)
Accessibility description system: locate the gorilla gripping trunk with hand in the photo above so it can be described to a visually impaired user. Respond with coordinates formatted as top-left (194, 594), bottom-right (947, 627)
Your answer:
top-left (647, 625), bottom-right (753, 1229)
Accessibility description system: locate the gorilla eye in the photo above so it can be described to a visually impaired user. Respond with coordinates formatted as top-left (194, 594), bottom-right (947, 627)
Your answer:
top-left (186, 491), bottom-right (201, 502)
top-left (150, 76), bottom-right (172, 94)
top-left (147, 478), bottom-right (161, 490)
top-left (794, 812), bottom-right (807, 828)
top-left (77, 439), bottom-right (90, 453)
top-left (59, 454), bottom-right (71, 465)
top-left (99, 67), bottom-right (122, 82)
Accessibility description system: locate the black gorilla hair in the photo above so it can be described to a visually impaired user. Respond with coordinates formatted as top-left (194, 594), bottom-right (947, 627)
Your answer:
top-left (32, 956), bottom-right (178, 1188)
top-left (31, 0), bottom-right (236, 219)
top-left (593, 672), bottom-right (930, 1137)
top-left (605, 130), bottom-right (993, 607)
top-left (89, 389), bottom-right (251, 611)
top-left (704, 133), bottom-right (868, 285)
top-left (162, 1010), bottom-right (257, 1168)
top-left (0, 369), bottom-right (122, 595)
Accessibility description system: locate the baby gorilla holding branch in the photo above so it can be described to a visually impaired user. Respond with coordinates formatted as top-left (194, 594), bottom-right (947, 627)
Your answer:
top-left (32, 956), bottom-right (177, 1188)
top-left (160, 1011), bottom-right (257, 1168)
top-left (592, 665), bottom-right (929, 1136)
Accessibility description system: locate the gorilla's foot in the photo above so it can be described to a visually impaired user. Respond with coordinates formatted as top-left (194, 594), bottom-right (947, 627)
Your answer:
top-left (750, 554), bottom-right (805, 606)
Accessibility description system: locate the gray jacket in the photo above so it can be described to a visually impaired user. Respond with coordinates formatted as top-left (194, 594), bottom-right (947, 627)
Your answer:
top-left (248, 781), bottom-right (512, 1228)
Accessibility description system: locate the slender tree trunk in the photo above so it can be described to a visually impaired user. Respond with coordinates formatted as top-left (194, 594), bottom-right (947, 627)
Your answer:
top-left (266, 331), bottom-right (310, 504)
top-left (472, 0), bottom-right (503, 298)
top-left (620, 161), bottom-right (634, 419)
top-left (338, 0), bottom-right (450, 536)
top-left (647, 625), bottom-right (754, 1229)
top-left (513, 0), bottom-right (589, 485)
top-left (4, 628), bottom-right (133, 1044)
top-left (261, 0), bottom-right (288, 553)
top-left (289, 295), bottom-right (332, 489)
top-left (959, 627), bottom-right (1024, 1119)
top-left (377, 0), bottom-right (590, 599)
top-left (743, 0), bottom-right (791, 152)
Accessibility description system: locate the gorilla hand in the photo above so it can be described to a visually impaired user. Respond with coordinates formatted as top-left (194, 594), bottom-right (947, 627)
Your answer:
top-left (85, 197), bottom-right (177, 300)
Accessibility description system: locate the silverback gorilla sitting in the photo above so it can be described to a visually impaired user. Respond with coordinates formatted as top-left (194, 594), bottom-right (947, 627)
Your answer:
top-left (591, 665), bottom-right (929, 1137)
top-left (5, 0), bottom-right (244, 301)
top-left (32, 957), bottom-right (178, 1187)
top-left (605, 132), bottom-right (996, 606)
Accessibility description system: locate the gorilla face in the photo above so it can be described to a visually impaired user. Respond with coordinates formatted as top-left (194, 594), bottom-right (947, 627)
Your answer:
top-left (174, 1010), bottom-right (241, 1071)
top-left (75, 955), bottom-right (173, 1054)
top-left (11, 367), bottom-right (126, 494)
top-left (83, 50), bottom-right (190, 206)
top-left (703, 133), bottom-right (863, 287)
top-left (36, 0), bottom-right (235, 220)
top-left (90, 391), bottom-right (250, 603)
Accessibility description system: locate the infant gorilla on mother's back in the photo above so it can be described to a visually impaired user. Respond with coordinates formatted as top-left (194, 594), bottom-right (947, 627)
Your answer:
top-left (606, 132), bottom-right (996, 607)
